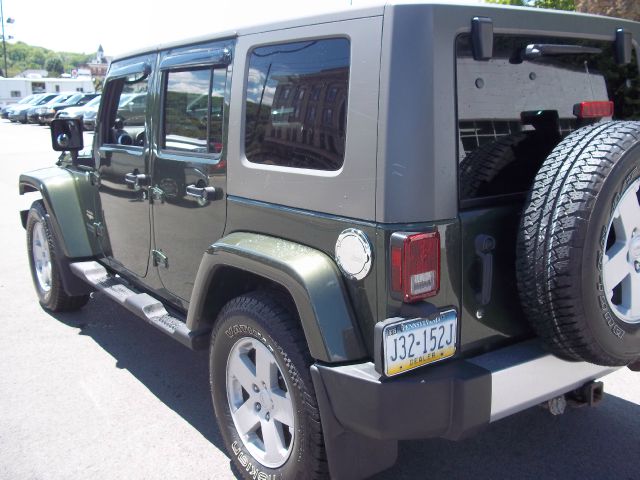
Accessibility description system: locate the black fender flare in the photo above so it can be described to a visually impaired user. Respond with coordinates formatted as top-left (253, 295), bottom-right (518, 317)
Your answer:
top-left (187, 232), bottom-right (367, 363)
top-left (19, 167), bottom-right (100, 295)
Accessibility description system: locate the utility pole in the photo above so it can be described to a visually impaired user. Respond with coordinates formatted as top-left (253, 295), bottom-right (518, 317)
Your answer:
top-left (0, 0), bottom-right (6, 77)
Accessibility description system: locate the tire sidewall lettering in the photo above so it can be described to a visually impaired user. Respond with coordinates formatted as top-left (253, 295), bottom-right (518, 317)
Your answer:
top-left (230, 441), bottom-right (282, 480)
top-left (211, 306), bottom-right (310, 479)
top-left (27, 206), bottom-right (53, 303)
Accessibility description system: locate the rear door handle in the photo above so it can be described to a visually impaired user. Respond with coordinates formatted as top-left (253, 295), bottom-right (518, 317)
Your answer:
top-left (124, 173), bottom-right (148, 190)
top-left (186, 184), bottom-right (216, 201)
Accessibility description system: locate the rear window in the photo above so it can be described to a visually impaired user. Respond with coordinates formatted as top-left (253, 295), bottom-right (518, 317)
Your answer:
top-left (457, 34), bottom-right (640, 203)
top-left (244, 38), bottom-right (350, 171)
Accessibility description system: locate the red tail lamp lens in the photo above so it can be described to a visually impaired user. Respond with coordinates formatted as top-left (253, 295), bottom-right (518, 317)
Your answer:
top-left (390, 231), bottom-right (440, 302)
top-left (574, 101), bottom-right (614, 119)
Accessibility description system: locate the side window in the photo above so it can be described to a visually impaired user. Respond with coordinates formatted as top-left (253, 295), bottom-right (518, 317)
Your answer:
top-left (103, 73), bottom-right (149, 147)
top-left (162, 67), bottom-right (226, 155)
top-left (245, 38), bottom-right (350, 171)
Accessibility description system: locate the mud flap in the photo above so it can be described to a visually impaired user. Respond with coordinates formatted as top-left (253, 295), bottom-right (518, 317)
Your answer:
top-left (310, 365), bottom-right (397, 480)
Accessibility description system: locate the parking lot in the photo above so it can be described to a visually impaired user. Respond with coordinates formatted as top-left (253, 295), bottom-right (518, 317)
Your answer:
top-left (0, 119), bottom-right (639, 479)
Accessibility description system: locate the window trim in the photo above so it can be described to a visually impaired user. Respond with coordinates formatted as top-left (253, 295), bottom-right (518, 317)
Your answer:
top-left (160, 48), bottom-right (232, 71)
top-left (108, 61), bottom-right (151, 79)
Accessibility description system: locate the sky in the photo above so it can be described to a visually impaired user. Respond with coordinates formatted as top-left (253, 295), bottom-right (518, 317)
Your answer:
top-left (1, 0), bottom-right (483, 57)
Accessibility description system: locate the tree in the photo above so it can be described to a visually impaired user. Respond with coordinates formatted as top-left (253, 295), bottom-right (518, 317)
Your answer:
top-left (44, 55), bottom-right (64, 76)
top-left (575, 0), bottom-right (640, 21)
top-left (535, 0), bottom-right (574, 9)
top-left (31, 50), bottom-right (46, 67)
top-left (488, 0), bottom-right (640, 19)
top-left (486, 0), bottom-right (574, 10)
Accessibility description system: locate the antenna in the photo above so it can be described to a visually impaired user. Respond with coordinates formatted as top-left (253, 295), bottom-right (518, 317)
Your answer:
top-left (584, 61), bottom-right (595, 100)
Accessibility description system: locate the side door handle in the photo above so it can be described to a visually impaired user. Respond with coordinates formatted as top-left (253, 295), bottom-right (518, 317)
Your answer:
top-left (186, 184), bottom-right (216, 202)
top-left (124, 173), bottom-right (148, 191)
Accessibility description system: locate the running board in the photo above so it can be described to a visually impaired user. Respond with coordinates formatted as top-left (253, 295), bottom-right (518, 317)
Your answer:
top-left (70, 261), bottom-right (210, 350)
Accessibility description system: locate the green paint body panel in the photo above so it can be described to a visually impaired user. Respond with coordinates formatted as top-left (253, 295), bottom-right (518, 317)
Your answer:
top-left (458, 204), bottom-right (533, 354)
top-left (222, 196), bottom-right (524, 359)
top-left (19, 166), bottom-right (101, 259)
top-left (187, 231), bottom-right (367, 363)
top-left (224, 197), bottom-right (379, 355)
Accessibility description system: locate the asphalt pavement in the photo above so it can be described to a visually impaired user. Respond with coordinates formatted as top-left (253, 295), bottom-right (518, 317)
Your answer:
top-left (0, 120), bottom-right (639, 480)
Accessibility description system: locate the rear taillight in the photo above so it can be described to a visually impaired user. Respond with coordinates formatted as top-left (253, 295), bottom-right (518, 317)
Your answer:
top-left (573, 101), bottom-right (614, 119)
top-left (390, 231), bottom-right (440, 302)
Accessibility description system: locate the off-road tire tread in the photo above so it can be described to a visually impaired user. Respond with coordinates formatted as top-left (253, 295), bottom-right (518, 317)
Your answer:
top-left (516, 121), bottom-right (640, 365)
top-left (211, 291), bottom-right (328, 479)
top-left (27, 201), bottom-right (89, 312)
top-left (459, 133), bottom-right (527, 198)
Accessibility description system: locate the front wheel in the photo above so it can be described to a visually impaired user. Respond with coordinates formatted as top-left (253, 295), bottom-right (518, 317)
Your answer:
top-left (210, 292), bottom-right (327, 479)
top-left (26, 201), bottom-right (89, 312)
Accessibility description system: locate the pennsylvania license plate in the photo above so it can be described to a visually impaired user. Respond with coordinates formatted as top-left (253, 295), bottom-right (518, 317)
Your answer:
top-left (383, 309), bottom-right (457, 377)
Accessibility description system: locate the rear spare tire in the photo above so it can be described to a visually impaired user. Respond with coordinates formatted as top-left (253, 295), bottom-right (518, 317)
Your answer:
top-left (517, 121), bottom-right (640, 366)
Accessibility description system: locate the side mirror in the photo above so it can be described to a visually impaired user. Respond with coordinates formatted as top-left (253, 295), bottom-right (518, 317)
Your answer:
top-left (51, 118), bottom-right (84, 152)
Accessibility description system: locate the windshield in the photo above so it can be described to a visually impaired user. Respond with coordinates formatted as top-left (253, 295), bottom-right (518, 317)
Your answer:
top-left (35, 95), bottom-right (58, 105)
top-left (85, 96), bottom-right (101, 107)
top-left (118, 93), bottom-right (133, 107)
top-left (17, 95), bottom-right (36, 104)
top-left (26, 94), bottom-right (44, 105)
top-left (49, 94), bottom-right (76, 106)
top-left (59, 93), bottom-right (83, 106)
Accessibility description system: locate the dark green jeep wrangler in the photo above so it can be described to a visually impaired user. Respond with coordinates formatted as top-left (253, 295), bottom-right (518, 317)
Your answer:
top-left (19, 2), bottom-right (640, 478)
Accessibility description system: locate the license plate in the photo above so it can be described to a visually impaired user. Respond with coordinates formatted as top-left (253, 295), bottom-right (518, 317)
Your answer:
top-left (383, 309), bottom-right (457, 377)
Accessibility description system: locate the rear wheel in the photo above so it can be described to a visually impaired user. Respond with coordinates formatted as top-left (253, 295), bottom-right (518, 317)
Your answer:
top-left (26, 201), bottom-right (89, 312)
top-left (210, 292), bottom-right (327, 479)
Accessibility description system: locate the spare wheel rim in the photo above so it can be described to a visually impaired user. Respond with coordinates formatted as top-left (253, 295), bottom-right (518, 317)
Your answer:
top-left (602, 178), bottom-right (640, 323)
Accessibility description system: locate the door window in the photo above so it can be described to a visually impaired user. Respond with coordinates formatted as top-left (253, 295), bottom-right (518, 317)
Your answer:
top-left (102, 73), bottom-right (149, 148)
top-left (161, 67), bottom-right (227, 155)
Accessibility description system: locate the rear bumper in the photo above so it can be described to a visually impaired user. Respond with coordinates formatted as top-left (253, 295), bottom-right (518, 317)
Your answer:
top-left (312, 340), bottom-right (617, 479)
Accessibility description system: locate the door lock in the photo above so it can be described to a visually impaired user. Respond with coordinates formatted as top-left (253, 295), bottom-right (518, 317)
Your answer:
top-left (152, 249), bottom-right (169, 269)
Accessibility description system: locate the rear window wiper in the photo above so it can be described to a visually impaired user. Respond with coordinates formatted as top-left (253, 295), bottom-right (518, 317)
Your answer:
top-left (511, 44), bottom-right (602, 63)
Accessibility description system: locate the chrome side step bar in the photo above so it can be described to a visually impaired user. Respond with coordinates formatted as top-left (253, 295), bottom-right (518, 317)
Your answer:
top-left (70, 261), bottom-right (209, 350)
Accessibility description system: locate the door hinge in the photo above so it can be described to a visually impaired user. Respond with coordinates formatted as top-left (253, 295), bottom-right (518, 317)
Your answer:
top-left (152, 249), bottom-right (169, 269)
